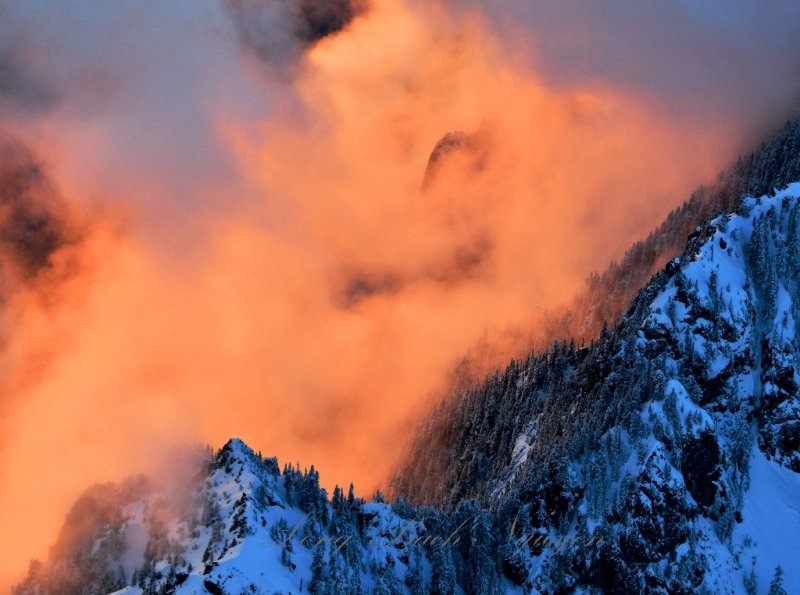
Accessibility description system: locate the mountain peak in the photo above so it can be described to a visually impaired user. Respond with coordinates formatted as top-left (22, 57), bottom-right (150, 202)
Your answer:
top-left (218, 437), bottom-right (254, 461)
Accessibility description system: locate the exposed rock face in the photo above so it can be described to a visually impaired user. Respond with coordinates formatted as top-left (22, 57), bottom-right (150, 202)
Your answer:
top-left (422, 130), bottom-right (488, 190)
top-left (681, 431), bottom-right (720, 509)
top-left (224, 0), bottom-right (366, 70)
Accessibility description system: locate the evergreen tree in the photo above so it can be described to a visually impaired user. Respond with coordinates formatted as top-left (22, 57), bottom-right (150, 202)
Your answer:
top-left (429, 541), bottom-right (456, 595)
top-left (309, 543), bottom-right (327, 595)
top-left (406, 546), bottom-right (426, 595)
top-left (328, 551), bottom-right (350, 593)
top-left (303, 510), bottom-right (323, 547)
top-left (466, 510), bottom-right (499, 595)
top-left (743, 561), bottom-right (757, 595)
top-left (768, 565), bottom-right (787, 595)
top-left (348, 567), bottom-right (361, 594)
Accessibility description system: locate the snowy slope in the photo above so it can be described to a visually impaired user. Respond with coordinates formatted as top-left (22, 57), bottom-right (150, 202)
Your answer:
top-left (735, 448), bottom-right (800, 592)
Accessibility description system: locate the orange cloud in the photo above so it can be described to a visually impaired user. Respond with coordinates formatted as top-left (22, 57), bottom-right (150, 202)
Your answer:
top-left (0, 0), bottom-right (744, 589)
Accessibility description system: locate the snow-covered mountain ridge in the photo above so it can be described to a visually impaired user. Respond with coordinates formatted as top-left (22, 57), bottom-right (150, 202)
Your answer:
top-left (14, 186), bottom-right (800, 594)
top-left (393, 183), bottom-right (800, 593)
top-left (14, 438), bottom-right (513, 594)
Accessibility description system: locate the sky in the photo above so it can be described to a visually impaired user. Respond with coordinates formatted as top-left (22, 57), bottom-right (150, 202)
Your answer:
top-left (1, 0), bottom-right (800, 588)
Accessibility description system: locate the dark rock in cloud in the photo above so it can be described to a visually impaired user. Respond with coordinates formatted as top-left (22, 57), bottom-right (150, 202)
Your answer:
top-left (224, 0), bottom-right (366, 69)
top-left (340, 271), bottom-right (403, 308)
top-left (429, 234), bottom-right (493, 285)
top-left (337, 126), bottom-right (496, 308)
top-left (422, 130), bottom-right (488, 191)
top-left (335, 235), bottom-right (493, 308)
top-left (0, 141), bottom-right (71, 283)
top-left (296, 0), bottom-right (365, 44)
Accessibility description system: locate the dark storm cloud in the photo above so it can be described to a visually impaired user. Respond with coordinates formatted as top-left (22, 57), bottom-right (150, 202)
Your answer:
top-left (0, 46), bottom-right (56, 112)
top-left (224, 0), bottom-right (366, 69)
